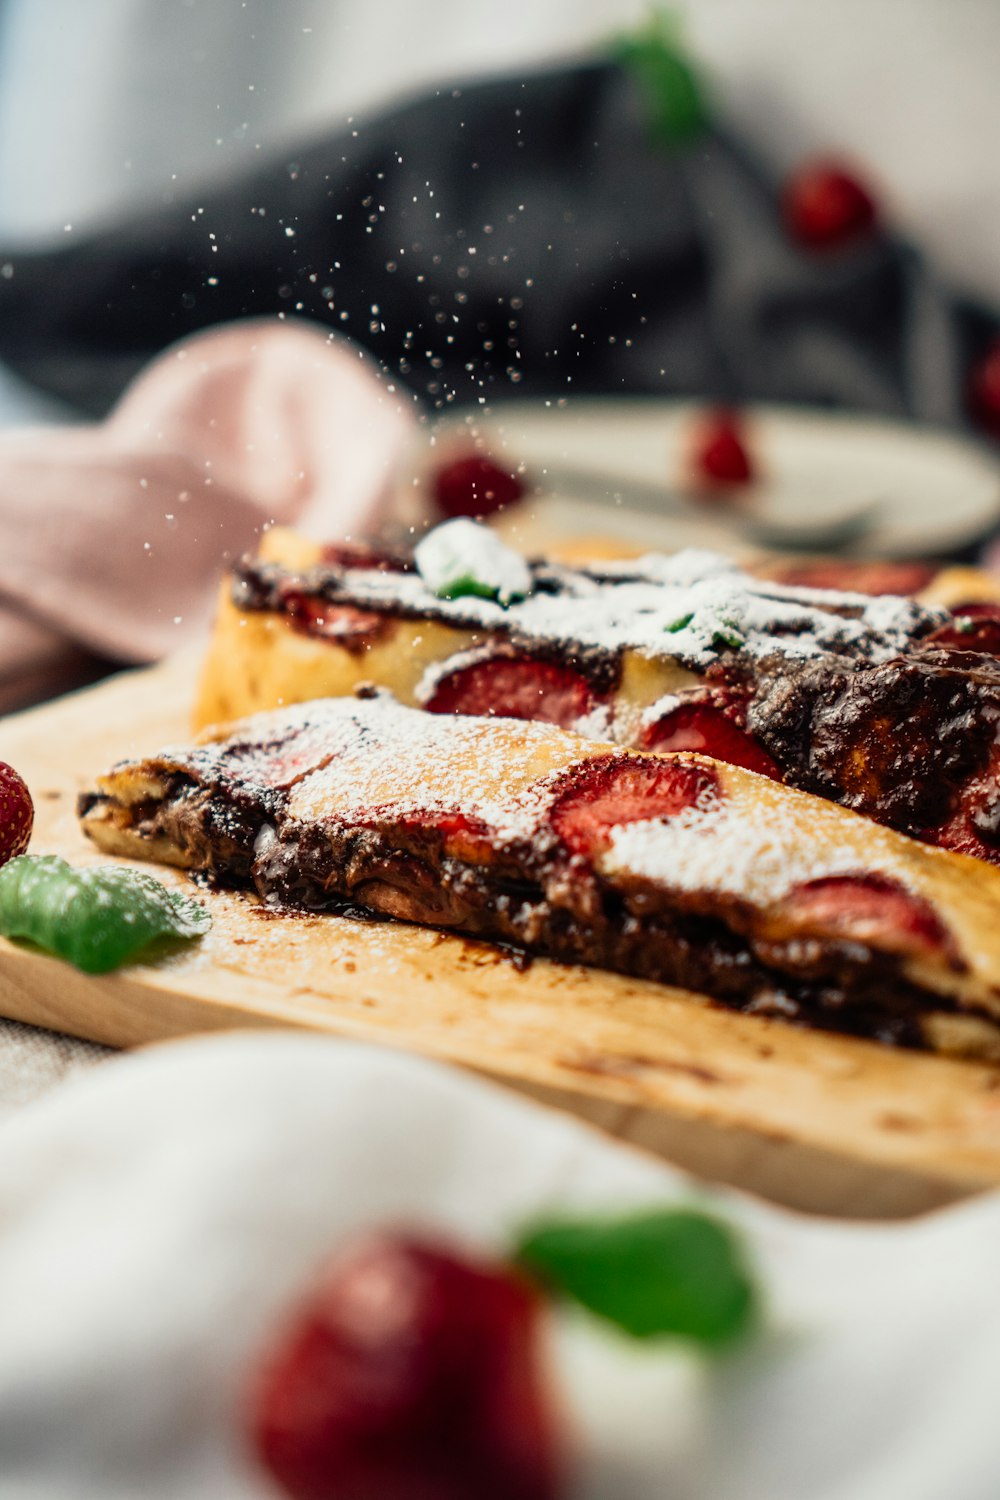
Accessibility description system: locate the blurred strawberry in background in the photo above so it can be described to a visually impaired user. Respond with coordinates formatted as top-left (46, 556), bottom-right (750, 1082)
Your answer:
top-left (783, 159), bottom-right (879, 250)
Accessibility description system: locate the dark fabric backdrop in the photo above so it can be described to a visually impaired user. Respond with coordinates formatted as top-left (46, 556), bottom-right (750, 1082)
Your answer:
top-left (0, 61), bottom-right (995, 423)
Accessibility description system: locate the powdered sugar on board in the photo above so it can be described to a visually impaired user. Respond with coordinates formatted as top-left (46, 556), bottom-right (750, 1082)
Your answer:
top-left (324, 538), bottom-right (940, 668)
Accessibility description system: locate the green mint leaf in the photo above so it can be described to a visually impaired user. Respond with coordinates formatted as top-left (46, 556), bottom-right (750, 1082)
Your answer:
top-left (414, 519), bottom-right (531, 607)
top-left (665, 612), bottom-right (694, 633)
top-left (611, 11), bottom-right (710, 148)
top-left (438, 572), bottom-right (524, 605)
top-left (513, 1206), bottom-right (757, 1347)
top-left (0, 855), bottom-right (211, 973)
top-left (712, 621), bottom-right (746, 650)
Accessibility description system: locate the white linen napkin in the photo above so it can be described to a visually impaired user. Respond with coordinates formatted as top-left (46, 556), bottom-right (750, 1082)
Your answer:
top-left (0, 1030), bottom-right (998, 1500)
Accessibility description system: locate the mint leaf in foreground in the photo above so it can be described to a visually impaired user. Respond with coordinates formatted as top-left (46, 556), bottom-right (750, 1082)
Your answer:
top-left (0, 855), bottom-right (211, 973)
top-left (513, 1207), bottom-right (756, 1346)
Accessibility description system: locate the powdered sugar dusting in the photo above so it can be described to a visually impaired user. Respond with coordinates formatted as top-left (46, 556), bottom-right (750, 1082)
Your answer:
top-left (316, 538), bottom-right (941, 668)
top-left (595, 549), bottom-right (743, 587)
top-left (280, 696), bottom-right (600, 840)
top-left (641, 693), bottom-right (683, 727)
top-left (602, 791), bottom-right (886, 904)
top-left (596, 763), bottom-right (1000, 1002)
top-left (413, 643), bottom-right (501, 706)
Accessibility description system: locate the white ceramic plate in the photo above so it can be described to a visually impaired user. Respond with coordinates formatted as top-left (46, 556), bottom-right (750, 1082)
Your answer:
top-left (419, 399), bottom-right (1000, 558)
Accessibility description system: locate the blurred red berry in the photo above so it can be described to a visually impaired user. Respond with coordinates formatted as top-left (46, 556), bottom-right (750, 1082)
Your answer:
top-left (692, 409), bottom-right (755, 487)
top-left (0, 763), bottom-right (32, 865)
top-left (251, 1232), bottom-right (564, 1500)
top-left (783, 160), bottom-right (878, 250)
top-left (433, 453), bottom-right (525, 519)
top-left (968, 339), bottom-right (1000, 439)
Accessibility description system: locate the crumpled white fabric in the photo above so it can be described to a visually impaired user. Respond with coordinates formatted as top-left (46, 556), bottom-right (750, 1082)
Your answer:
top-left (0, 1030), bottom-right (998, 1500)
top-left (0, 318), bottom-right (418, 683)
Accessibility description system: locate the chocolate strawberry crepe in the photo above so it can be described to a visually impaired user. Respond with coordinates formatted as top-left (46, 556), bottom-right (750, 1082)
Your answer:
top-left (195, 527), bottom-right (1000, 866)
top-left (80, 693), bottom-right (1000, 1059)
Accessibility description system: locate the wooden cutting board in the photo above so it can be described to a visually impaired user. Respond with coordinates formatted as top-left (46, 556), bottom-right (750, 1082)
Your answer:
top-left (3, 654), bottom-right (1000, 1221)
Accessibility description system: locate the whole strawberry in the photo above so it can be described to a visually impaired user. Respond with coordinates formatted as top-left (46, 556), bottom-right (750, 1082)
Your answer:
top-left (250, 1232), bottom-right (564, 1500)
top-left (0, 762), bottom-right (33, 866)
top-left (433, 453), bottom-right (525, 520)
top-left (782, 159), bottom-right (878, 250)
top-left (691, 408), bottom-right (755, 488)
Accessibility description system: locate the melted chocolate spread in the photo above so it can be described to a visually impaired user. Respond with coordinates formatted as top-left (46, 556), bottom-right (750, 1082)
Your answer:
top-left (80, 760), bottom-right (970, 1054)
top-left (748, 648), bottom-right (1000, 840)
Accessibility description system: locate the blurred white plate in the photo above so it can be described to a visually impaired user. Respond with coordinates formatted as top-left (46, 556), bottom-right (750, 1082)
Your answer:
top-left (421, 399), bottom-right (1000, 558)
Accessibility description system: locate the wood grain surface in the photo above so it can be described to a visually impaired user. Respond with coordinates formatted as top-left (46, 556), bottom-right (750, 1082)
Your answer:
top-left (3, 654), bottom-right (1000, 1220)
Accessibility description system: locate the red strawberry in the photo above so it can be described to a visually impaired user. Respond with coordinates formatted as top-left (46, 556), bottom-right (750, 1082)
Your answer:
top-left (782, 160), bottom-right (878, 250)
top-left (784, 873), bottom-right (950, 960)
top-left (551, 753), bottom-right (721, 860)
top-left (643, 703), bottom-right (782, 780)
top-left (691, 409), bottom-right (755, 488)
top-left (250, 1233), bottom-right (563, 1500)
top-left (433, 454), bottom-right (526, 520)
top-left (767, 559), bottom-right (937, 597)
top-left (0, 762), bottom-right (32, 865)
top-left (926, 602), bottom-right (1000, 657)
top-left (280, 590), bottom-right (387, 649)
top-left (425, 654), bottom-right (597, 730)
top-left (968, 338), bottom-right (1000, 439)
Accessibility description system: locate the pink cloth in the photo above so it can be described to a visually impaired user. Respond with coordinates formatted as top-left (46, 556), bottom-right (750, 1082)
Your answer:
top-left (0, 318), bottom-right (420, 684)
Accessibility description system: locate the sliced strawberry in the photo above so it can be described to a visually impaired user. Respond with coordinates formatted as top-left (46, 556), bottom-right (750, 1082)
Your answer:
top-left (433, 454), bottom-right (526, 520)
top-left (946, 602), bottom-right (1000, 619)
top-left (782, 160), bottom-right (878, 250)
top-left (642, 703), bottom-right (782, 780)
top-left (928, 776), bottom-right (1000, 863)
top-left (0, 763), bottom-right (32, 865)
top-left (251, 1233), bottom-right (562, 1500)
top-left (930, 816), bottom-right (997, 864)
top-left (925, 602), bottom-right (1000, 657)
top-left (784, 872), bottom-right (950, 960)
top-left (320, 541), bottom-right (412, 573)
top-left (551, 754), bottom-right (721, 860)
top-left (425, 656), bottom-right (597, 731)
top-left (691, 409), bottom-right (755, 488)
top-left (280, 589), bottom-right (388, 648)
top-left (389, 808), bottom-right (497, 863)
top-left (766, 559), bottom-right (937, 597)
